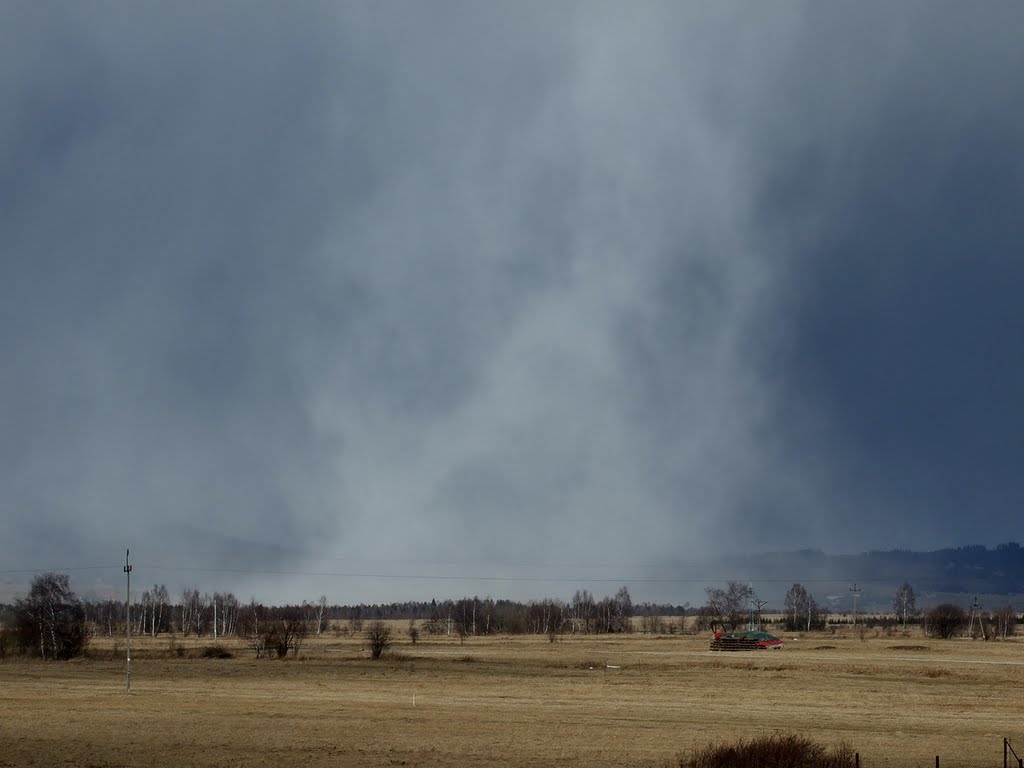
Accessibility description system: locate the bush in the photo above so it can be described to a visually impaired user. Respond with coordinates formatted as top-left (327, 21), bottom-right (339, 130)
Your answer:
top-left (264, 617), bottom-right (308, 658)
top-left (924, 603), bottom-right (966, 639)
top-left (678, 733), bottom-right (856, 768)
top-left (168, 637), bottom-right (185, 658)
top-left (200, 645), bottom-right (234, 659)
top-left (366, 620), bottom-right (392, 660)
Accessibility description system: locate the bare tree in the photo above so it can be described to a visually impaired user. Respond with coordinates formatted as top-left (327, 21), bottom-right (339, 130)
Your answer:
top-left (87, 599), bottom-right (121, 637)
top-left (214, 592), bottom-right (239, 638)
top-left (703, 582), bottom-right (753, 631)
top-left (348, 606), bottom-right (364, 635)
top-left (366, 620), bottom-right (392, 659)
top-left (593, 586), bottom-right (633, 633)
top-left (526, 599), bottom-right (564, 637)
top-left (991, 604), bottom-right (1016, 639)
top-left (451, 597), bottom-right (496, 639)
top-left (148, 584), bottom-right (170, 636)
top-left (639, 604), bottom-right (666, 634)
top-left (266, 607), bottom-right (309, 658)
top-left (784, 583), bottom-right (822, 632)
top-left (180, 588), bottom-right (203, 636)
top-left (893, 581), bottom-right (917, 632)
top-left (140, 589), bottom-right (153, 638)
top-left (241, 599), bottom-right (268, 657)
top-left (612, 586), bottom-right (633, 633)
top-left (312, 595), bottom-right (328, 635)
top-left (568, 589), bottom-right (595, 634)
top-left (693, 604), bottom-right (719, 632)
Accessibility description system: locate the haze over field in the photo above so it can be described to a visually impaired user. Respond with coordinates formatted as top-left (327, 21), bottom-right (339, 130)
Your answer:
top-left (2, 3), bottom-right (1023, 604)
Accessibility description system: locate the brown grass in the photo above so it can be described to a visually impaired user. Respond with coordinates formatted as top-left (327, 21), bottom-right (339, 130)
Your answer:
top-left (0, 629), bottom-right (1021, 767)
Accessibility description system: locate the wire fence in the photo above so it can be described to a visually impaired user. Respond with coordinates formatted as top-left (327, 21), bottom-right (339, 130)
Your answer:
top-left (844, 739), bottom-right (1023, 768)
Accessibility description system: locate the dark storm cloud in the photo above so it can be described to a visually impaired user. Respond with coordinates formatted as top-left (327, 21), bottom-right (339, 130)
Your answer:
top-left (751, 3), bottom-right (1024, 548)
top-left (1, 2), bottom-right (1022, 603)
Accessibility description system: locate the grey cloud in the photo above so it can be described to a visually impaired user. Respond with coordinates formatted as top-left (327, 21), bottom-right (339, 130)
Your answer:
top-left (2, 3), bottom-right (1022, 604)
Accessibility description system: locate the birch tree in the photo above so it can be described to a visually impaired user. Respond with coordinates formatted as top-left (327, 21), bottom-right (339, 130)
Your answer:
top-left (14, 573), bottom-right (88, 660)
top-left (893, 582), bottom-right (917, 632)
top-left (150, 584), bottom-right (170, 636)
top-left (784, 583), bottom-right (821, 632)
top-left (568, 590), bottom-right (595, 634)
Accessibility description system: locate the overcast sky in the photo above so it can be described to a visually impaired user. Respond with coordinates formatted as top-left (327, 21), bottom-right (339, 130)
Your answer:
top-left (2, 2), bottom-right (1022, 604)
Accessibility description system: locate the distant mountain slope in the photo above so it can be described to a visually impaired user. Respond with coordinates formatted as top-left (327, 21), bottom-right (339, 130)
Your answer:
top-left (717, 542), bottom-right (1024, 611)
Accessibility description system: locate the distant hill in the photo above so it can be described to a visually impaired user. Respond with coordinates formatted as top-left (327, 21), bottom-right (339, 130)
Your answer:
top-left (709, 542), bottom-right (1024, 612)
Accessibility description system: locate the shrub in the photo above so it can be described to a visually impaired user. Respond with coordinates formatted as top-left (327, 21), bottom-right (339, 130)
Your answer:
top-left (678, 733), bottom-right (856, 768)
top-left (366, 620), bottom-right (392, 660)
top-left (200, 645), bottom-right (234, 659)
top-left (924, 603), bottom-right (966, 639)
top-left (259, 613), bottom-right (309, 658)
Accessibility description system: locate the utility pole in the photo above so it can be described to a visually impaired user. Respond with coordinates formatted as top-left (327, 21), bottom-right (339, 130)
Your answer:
top-left (746, 582), bottom-right (767, 630)
top-left (747, 583), bottom-right (755, 630)
top-left (124, 549), bottom-right (132, 692)
top-left (753, 597), bottom-right (769, 631)
top-left (850, 583), bottom-right (862, 629)
top-left (968, 596), bottom-right (986, 640)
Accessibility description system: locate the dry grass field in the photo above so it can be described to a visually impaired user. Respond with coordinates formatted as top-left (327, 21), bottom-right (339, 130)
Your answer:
top-left (2, 625), bottom-right (1022, 767)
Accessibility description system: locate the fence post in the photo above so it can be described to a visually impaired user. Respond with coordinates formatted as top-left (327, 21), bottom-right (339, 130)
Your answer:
top-left (936, 756), bottom-right (940, 768)
top-left (854, 753), bottom-right (859, 768)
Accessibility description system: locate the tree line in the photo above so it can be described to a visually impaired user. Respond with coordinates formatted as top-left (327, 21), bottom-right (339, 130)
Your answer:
top-left (2, 573), bottom-right (1018, 661)
top-left (0, 574), bottom-right (662, 660)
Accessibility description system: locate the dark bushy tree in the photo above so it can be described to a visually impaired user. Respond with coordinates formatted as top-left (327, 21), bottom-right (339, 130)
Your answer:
top-left (15, 573), bottom-right (88, 660)
top-left (925, 603), bottom-right (966, 639)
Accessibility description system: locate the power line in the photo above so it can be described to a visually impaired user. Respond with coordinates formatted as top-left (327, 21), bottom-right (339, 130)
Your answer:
top-left (0, 565), bottom-right (118, 574)
top-left (2, 560), bottom-right (889, 586)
